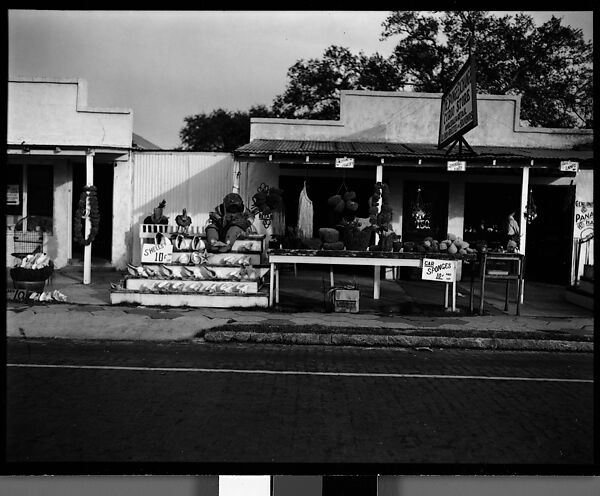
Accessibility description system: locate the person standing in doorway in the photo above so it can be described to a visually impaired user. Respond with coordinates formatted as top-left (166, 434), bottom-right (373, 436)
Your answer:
top-left (506, 210), bottom-right (520, 248)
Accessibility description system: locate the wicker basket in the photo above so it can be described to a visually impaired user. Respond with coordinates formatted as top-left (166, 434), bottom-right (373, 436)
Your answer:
top-left (10, 261), bottom-right (54, 282)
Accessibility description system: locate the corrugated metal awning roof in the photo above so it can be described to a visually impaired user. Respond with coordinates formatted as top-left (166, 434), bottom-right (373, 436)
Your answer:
top-left (235, 139), bottom-right (593, 162)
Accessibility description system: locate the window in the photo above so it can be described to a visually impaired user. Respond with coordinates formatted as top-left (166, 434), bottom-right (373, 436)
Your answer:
top-left (5, 164), bottom-right (54, 232)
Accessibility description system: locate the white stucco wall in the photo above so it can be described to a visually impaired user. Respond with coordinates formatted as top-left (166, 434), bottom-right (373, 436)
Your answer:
top-left (251, 90), bottom-right (592, 149)
top-left (8, 78), bottom-right (133, 148)
top-left (50, 161), bottom-right (72, 268)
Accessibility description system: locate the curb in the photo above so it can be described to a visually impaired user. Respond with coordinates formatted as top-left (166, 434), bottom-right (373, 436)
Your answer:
top-left (203, 330), bottom-right (594, 353)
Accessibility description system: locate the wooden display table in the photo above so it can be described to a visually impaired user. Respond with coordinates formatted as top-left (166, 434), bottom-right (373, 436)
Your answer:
top-left (268, 249), bottom-right (477, 312)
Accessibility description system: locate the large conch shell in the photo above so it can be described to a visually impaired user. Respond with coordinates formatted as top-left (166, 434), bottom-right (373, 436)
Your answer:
top-left (191, 236), bottom-right (205, 251)
top-left (159, 264), bottom-right (174, 278)
top-left (199, 265), bottom-right (217, 279)
top-left (127, 263), bottom-right (148, 278)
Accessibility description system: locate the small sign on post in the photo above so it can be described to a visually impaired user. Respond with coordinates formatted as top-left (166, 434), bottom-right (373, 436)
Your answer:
top-left (447, 160), bottom-right (466, 171)
top-left (422, 258), bottom-right (457, 282)
top-left (560, 160), bottom-right (579, 173)
top-left (335, 157), bottom-right (355, 169)
top-left (7, 184), bottom-right (19, 205)
top-left (141, 243), bottom-right (173, 264)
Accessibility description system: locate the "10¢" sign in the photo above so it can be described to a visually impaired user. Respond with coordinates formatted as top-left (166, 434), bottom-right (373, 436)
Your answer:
top-left (141, 243), bottom-right (173, 264)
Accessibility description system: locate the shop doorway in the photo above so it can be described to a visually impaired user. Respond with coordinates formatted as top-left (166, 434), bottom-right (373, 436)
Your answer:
top-left (71, 163), bottom-right (114, 263)
top-left (524, 185), bottom-right (574, 285)
top-left (402, 180), bottom-right (449, 243)
top-left (279, 174), bottom-right (374, 237)
top-left (463, 182), bottom-right (522, 249)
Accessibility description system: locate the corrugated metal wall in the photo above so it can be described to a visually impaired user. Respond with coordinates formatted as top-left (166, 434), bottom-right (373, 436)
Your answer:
top-left (131, 151), bottom-right (233, 262)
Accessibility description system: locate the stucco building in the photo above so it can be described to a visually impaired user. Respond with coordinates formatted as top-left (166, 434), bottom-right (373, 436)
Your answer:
top-left (235, 90), bottom-right (593, 286)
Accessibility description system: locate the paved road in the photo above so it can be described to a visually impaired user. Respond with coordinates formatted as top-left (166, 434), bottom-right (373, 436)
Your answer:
top-left (6, 339), bottom-right (594, 465)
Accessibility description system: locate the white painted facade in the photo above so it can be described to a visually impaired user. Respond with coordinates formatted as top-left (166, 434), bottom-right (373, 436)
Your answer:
top-left (7, 77), bottom-right (133, 270)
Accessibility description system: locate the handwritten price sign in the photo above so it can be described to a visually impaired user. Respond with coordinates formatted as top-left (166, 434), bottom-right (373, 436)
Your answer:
top-left (141, 243), bottom-right (173, 264)
top-left (421, 258), bottom-right (457, 282)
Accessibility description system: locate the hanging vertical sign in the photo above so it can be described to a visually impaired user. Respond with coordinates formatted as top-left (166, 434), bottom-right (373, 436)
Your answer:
top-left (438, 57), bottom-right (478, 149)
top-left (574, 200), bottom-right (593, 238)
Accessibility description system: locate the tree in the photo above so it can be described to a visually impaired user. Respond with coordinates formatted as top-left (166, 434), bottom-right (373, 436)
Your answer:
top-left (179, 104), bottom-right (275, 152)
top-left (271, 45), bottom-right (405, 119)
top-left (381, 11), bottom-right (593, 128)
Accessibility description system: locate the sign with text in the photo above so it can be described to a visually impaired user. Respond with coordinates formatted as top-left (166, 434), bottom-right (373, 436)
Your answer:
top-left (7, 184), bottom-right (19, 205)
top-left (447, 160), bottom-right (466, 171)
top-left (560, 160), bottom-right (579, 173)
top-left (438, 57), bottom-right (478, 149)
top-left (141, 243), bottom-right (173, 264)
top-left (422, 258), bottom-right (457, 282)
top-left (574, 200), bottom-right (593, 238)
top-left (335, 157), bottom-right (355, 168)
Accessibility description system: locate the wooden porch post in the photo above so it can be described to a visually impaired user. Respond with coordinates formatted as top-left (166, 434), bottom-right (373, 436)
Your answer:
top-left (83, 149), bottom-right (95, 285)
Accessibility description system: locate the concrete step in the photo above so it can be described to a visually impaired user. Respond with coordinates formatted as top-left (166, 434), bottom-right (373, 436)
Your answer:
top-left (110, 288), bottom-right (269, 308)
top-left (133, 265), bottom-right (269, 281)
top-left (564, 287), bottom-right (594, 311)
top-left (169, 252), bottom-right (261, 266)
top-left (123, 277), bottom-right (264, 294)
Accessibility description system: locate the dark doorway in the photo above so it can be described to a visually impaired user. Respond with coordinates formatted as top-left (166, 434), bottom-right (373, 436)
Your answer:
top-left (279, 174), bottom-right (374, 237)
top-left (402, 180), bottom-right (449, 243)
top-left (72, 162), bottom-right (114, 263)
top-left (524, 185), bottom-right (574, 285)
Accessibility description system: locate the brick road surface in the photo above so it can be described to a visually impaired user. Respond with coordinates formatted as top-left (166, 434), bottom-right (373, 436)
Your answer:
top-left (6, 341), bottom-right (594, 465)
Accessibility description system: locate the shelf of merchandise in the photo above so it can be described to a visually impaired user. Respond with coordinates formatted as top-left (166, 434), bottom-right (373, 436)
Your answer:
top-left (109, 226), bottom-right (269, 308)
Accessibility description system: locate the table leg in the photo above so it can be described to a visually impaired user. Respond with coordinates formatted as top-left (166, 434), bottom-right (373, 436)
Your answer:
top-left (504, 280), bottom-right (510, 311)
top-left (269, 263), bottom-right (275, 307)
top-left (373, 266), bottom-right (381, 300)
top-left (452, 279), bottom-right (456, 312)
top-left (444, 282), bottom-right (449, 309)
top-left (517, 276), bottom-right (522, 316)
top-left (479, 257), bottom-right (486, 315)
top-left (329, 265), bottom-right (334, 288)
top-left (469, 260), bottom-right (475, 314)
top-left (269, 262), bottom-right (275, 307)
top-left (275, 267), bottom-right (280, 304)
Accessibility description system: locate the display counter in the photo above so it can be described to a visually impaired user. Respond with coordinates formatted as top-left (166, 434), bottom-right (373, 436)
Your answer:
top-left (268, 249), bottom-right (477, 312)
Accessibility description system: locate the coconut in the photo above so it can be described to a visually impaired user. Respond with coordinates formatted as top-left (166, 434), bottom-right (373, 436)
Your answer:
top-left (334, 200), bottom-right (346, 213)
top-left (328, 195), bottom-right (343, 206)
top-left (343, 191), bottom-right (357, 201)
top-left (346, 200), bottom-right (359, 212)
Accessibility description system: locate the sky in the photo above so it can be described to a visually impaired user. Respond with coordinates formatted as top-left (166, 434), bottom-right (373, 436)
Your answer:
top-left (8, 10), bottom-right (594, 150)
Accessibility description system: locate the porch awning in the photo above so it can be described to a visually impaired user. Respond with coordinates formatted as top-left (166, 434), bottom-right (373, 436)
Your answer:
top-left (234, 139), bottom-right (593, 165)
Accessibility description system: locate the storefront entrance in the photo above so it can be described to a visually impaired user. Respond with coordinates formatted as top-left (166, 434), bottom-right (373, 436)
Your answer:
top-left (279, 174), bottom-right (374, 237)
top-left (464, 182), bottom-right (574, 285)
top-left (524, 185), bottom-right (574, 285)
top-left (71, 163), bottom-right (114, 263)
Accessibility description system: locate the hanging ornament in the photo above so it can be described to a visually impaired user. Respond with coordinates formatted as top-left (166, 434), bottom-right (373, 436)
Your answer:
top-left (525, 189), bottom-right (538, 224)
top-left (253, 182), bottom-right (273, 228)
top-left (411, 186), bottom-right (430, 230)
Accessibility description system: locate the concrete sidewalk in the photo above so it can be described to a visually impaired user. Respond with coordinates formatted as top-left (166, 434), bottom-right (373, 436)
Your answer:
top-left (5, 266), bottom-right (594, 352)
